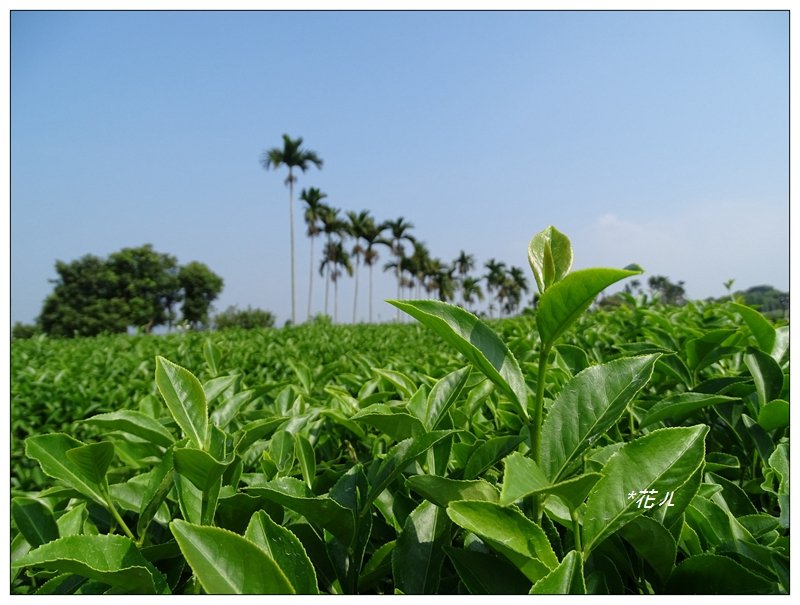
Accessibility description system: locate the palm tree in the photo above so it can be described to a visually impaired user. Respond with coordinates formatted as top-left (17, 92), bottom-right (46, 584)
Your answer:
top-left (453, 250), bottom-right (475, 306)
top-left (318, 205), bottom-right (343, 318)
top-left (320, 240), bottom-right (353, 323)
top-left (503, 266), bottom-right (530, 316)
top-left (260, 134), bottom-right (323, 324)
top-left (484, 258), bottom-right (507, 318)
top-left (346, 210), bottom-right (372, 323)
top-left (300, 188), bottom-right (328, 321)
top-left (382, 217), bottom-right (415, 320)
top-left (410, 241), bottom-right (432, 299)
top-left (461, 276), bottom-right (484, 312)
top-left (428, 260), bottom-right (456, 302)
top-left (360, 218), bottom-right (386, 323)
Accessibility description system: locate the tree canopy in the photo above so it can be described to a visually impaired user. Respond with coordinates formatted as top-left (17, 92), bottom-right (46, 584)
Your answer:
top-left (37, 245), bottom-right (224, 337)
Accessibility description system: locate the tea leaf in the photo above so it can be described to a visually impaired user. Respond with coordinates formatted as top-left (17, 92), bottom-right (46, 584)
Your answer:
top-left (529, 550), bottom-right (585, 594)
top-left (245, 510), bottom-right (318, 594)
top-left (11, 497), bottom-right (59, 548)
top-left (25, 434), bottom-right (108, 506)
top-left (639, 392), bottom-right (739, 428)
top-left (392, 499), bottom-right (450, 594)
top-left (528, 225), bottom-right (573, 293)
top-left (536, 267), bottom-right (642, 347)
top-left (665, 553), bottom-right (775, 594)
top-left (406, 474), bottom-right (500, 507)
top-left (83, 410), bottom-right (175, 448)
top-left (13, 534), bottom-right (168, 594)
top-left (447, 500), bottom-right (558, 581)
top-left (541, 354), bottom-right (660, 481)
top-left (582, 425), bottom-right (708, 555)
top-left (387, 299), bottom-right (528, 419)
top-left (155, 356), bottom-right (208, 450)
top-left (171, 519), bottom-right (294, 594)
top-left (444, 546), bottom-right (532, 594)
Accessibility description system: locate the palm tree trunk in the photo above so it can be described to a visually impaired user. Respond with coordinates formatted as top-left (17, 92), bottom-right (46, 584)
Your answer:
top-left (307, 237), bottom-right (315, 321)
top-left (289, 176), bottom-right (296, 324)
top-left (334, 278), bottom-right (339, 323)
top-left (352, 255), bottom-right (360, 324)
top-left (324, 236), bottom-right (331, 317)
top-left (369, 263), bottom-right (374, 323)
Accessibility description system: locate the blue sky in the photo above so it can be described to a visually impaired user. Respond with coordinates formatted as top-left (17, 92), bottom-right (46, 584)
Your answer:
top-left (9, 10), bottom-right (789, 326)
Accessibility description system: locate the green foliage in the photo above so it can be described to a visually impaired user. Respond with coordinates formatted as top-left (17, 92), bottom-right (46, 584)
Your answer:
top-left (11, 226), bottom-right (789, 594)
top-left (213, 305), bottom-right (276, 330)
top-left (37, 245), bottom-right (224, 337)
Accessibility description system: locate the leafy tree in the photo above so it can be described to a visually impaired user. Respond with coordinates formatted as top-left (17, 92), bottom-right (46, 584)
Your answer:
top-left (39, 254), bottom-right (130, 337)
top-left (461, 276), bottom-right (484, 311)
top-left (261, 134), bottom-right (323, 325)
top-left (107, 245), bottom-right (181, 331)
top-left (37, 245), bottom-right (223, 337)
top-left (178, 261), bottom-right (224, 329)
top-left (213, 306), bottom-right (275, 330)
top-left (11, 322), bottom-right (40, 340)
top-left (648, 275), bottom-right (686, 306)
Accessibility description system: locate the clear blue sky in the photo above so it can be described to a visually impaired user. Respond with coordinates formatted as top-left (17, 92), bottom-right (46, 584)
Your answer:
top-left (10, 10), bottom-right (789, 326)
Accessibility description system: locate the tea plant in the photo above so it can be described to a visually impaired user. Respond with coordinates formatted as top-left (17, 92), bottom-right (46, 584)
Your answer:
top-left (11, 227), bottom-right (788, 594)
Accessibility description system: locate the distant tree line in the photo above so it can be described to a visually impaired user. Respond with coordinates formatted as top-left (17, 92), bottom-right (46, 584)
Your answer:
top-left (263, 133), bottom-right (531, 325)
top-left (21, 245), bottom-right (224, 338)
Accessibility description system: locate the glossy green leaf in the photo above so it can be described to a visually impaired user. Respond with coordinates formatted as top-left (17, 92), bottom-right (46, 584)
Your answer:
top-left (730, 302), bottom-right (776, 354)
top-left (541, 354), bottom-right (660, 481)
top-left (372, 367), bottom-right (418, 398)
top-left (444, 546), bottom-right (532, 594)
top-left (639, 392), bottom-right (739, 428)
top-left (83, 410), bottom-right (175, 448)
top-left (744, 348), bottom-right (785, 406)
top-left (536, 267), bottom-right (642, 347)
top-left (528, 225), bottom-right (573, 293)
top-left (665, 554), bottom-right (775, 594)
top-left (351, 404), bottom-right (425, 440)
top-left (416, 365), bottom-right (471, 430)
top-left (687, 330), bottom-right (742, 377)
top-left (618, 516), bottom-right (676, 582)
top-left (210, 389), bottom-right (254, 429)
top-left (171, 519), bottom-right (293, 594)
top-left (294, 433), bottom-right (316, 490)
top-left (761, 442), bottom-right (789, 528)
top-left (530, 549), bottom-right (585, 594)
top-left (447, 500), bottom-right (558, 581)
top-left (11, 497), bottom-right (60, 548)
top-left (757, 399), bottom-right (789, 431)
top-left (65, 441), bottom-right (115, 487)
top-left (365, 430), bottom-right (455, 511)
top-left (386, 299), bottom-right (528, 419)
top-left (173, 446), bottom-right (230, 492)
top-left (359, 540), bottom-right (396, 592)
top-left (155, 356), bottom-right (208, 450)
top-left (582, 425), bottom-right (708, 555)
top-left (500, 452), bottom-right (600, 510)
top-left (137, 450), bottom-right (176, 537)
top-left (464, 434), bottom-right (525, 479)
top-left (245, 510), bottom-right (318, 594)
top-left (392, 499), bottom-right (450, 594)
top-left (25, 434), bottom-right (107, 506)
top-left (12, 534), bottom-right (168, 594)
top-left (203, 338), bottom-right (222, 375)
top-left (247, 477), bottom-right (355, 542)
top-left (406, 474), bottom-right (499, 507)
